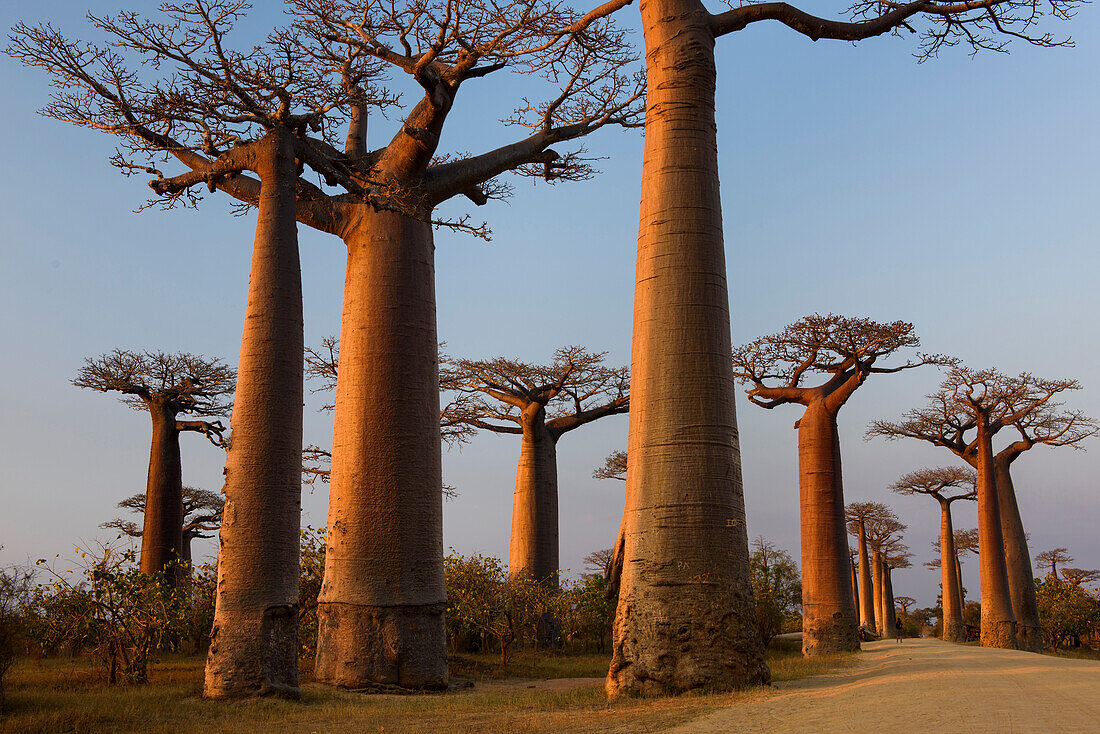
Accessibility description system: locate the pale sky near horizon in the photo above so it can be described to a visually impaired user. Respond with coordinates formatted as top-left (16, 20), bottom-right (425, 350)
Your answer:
top-left (1, 1), bottom-right (1097, 613)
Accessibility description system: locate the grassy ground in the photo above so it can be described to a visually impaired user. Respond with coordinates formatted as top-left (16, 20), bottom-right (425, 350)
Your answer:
top-left (1046, 646), bottom-right (1100, 661)
top-left (0, 642), bottom-right (854, 734)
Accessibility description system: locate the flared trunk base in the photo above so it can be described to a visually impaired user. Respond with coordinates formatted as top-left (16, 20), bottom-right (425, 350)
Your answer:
top-left (314, 601), bottom-right (447, 690)
top-left (943, 620), bottom-right (966, 644)
top-left (980, 616), bottom-right (1018, 650)
top-left (803, 617), bottom-right (860, 656)
top-left (204, 606), bottom-right (301, 699)
top-left (1016, 624), bottom-right (1044, 653)
top-left (606, 598), bottom-right (769, 697)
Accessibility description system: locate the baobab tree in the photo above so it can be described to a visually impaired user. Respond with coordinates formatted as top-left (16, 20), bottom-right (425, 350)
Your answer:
top-left (12, 0), bottom-right (643, 694)
top-left (74, 350), bottom-right (232, 584)
top-left (891, 467), bottom-right (975, 642)
top-left (1036, 548), bottom-right (1074, 581)
top-left (881, 543), bottom-right (912, 639)
top-left (732, 315), bottom-right (948, 655)
top-left (593, 449), bottom-right (627, 594)
top-left (593, 450), bottom-right (627, 482)
top-left (443, 347), bottom-right (629, 589)
top-left (102, 486), bottom-right (225, 572)
top-left (869, 367), bottom-right (1093, 650)
top-left (1060, 568), bottom-right (1100, 588)
top-left (610, 0), bottom-right (1076, 697)
top-left (859, 507), bottom-right (906, 638)
top-left (895, 596), bottom-right (916, 616)
top-left (846, 501), bottom-right (892, 634)
top-left (929, 527), bottom-right (978, 607)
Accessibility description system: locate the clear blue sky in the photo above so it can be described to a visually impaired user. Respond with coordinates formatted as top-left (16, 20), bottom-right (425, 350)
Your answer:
top-left (1, 1), bottom-right (1097, 611)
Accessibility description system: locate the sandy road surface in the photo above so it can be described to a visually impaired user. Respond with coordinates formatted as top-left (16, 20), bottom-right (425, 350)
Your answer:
top-left (673, 639), bottom-right (1100, 734)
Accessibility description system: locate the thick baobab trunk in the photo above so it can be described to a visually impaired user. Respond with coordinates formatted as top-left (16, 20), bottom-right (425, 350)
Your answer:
top-left (994, 458), bottom-right (1043, 652)
top-left (955, 556), bottom-right (964, 604)
top-left (884, 566), bottom-right (897, 636)
top-left (204, 129), bottom-right (304, 699)
top-left (314, 206), bottom-right (447, 690)
top-left (872, 551), bottom-right (885, 637)
top-left (607, 0), bottom-right (768, 696)
top-left (509, 414), bottom-right (560, 588)
top-left (973, 426), bottom-right (1017, 649)
top-left (939, 501), bottom-right (965, 642)
top-left (857, 521), bottom-right (875, 632)
top-left (850, 559), bottom-right (859, 614)
top-left (796, 403), bottom-right (859, 655)
top-left (141, 405), bottom-right (184, 582)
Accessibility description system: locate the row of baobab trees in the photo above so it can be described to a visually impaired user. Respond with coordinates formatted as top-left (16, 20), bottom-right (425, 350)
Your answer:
top-left (10, 0), bottom-right (1085, 700)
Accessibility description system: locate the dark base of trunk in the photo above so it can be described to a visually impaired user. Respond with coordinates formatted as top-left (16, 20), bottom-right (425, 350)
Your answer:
top-left (943, 620), bottom-right (966, 644)
top-left (314, 602), bottom-right (448, 690)
top-left (1016, 624), bottom-right (1044, 653)
top-left (803, 615), bottom-right (860, 656)
top-left (606, 602), bottom-right (770, 697)
top-left (980, 617), bottom-right (1018, 650)
top-left (204, 605), bottom-right (301, 699)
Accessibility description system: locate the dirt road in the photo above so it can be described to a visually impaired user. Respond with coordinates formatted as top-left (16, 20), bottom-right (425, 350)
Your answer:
top-left (672, 639), bottom-right (1100, 733)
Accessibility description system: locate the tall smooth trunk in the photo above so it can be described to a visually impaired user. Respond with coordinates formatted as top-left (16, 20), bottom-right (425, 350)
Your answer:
top-left (314, 206), bottom-right (447, 690)
top-left (857, 521), bottom-right (875, 631)
top-left (796, 403), bottom-right (859, 654)
top-left (994, 458), bottom-right (1042, 652)
top-left (850, 559), bottom-right (859, 615)
top-left (141, 405), bottom-right (184, 582)
top-left (939, 501), bottom-right (965, 642)
top-left (872, 550), bottom-right (885, 637)
top-left (955, 555), bottom-right (965, 611)
top-left (204, 129), bottom-right (304, 698)
top-left (884, 566), bottom-right (897, 636)
top-left (607, 0), bottom-right (767, 696)
top-left (509, 417), bottom-right (560, 588)
top-left (973, 425), bottom-right (1017, 649)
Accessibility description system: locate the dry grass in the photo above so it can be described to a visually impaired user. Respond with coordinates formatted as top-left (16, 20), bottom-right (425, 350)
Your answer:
top-left (0, 641), bottom-right (853, 733)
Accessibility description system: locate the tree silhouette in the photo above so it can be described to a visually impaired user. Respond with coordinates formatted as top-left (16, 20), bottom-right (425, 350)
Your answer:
top-left (733, 315), bottom-right (949, 654)
top-left (613, 0), bottom-right (1077, 696)
top-left (1035, 548), bottom-right (1074, 580)
top-left (891, 467), bottom-right (975, 642)
top-left (101, 486), bottom-right (225, 572)
top-left (870, 367), bottom-right (1094, 650)
top-left (12, 0), bottom-right (642, 693)
top-left (75, 350), bottom-right (232, 584)
top-left (443, 346), bottom-right (628, 589)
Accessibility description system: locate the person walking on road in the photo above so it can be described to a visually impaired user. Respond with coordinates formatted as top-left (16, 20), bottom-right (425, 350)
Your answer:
top-left (895, 618), bottom-right (904, 643)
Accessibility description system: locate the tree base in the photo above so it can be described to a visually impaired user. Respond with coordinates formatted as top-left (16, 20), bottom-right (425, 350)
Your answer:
top-left (606, 605), bottom-right (769, 698)
top-left (203, 603), bottom-right (301, 699)
top-left (803, 614), bottom-right (860, 656)
top-left (314, 601), bottom-right (448, 690)
top-left (942, 620), bottom-right (966, 644)
top-left (1015, 624), bottom-right (1044, 653)
top-left (980, 617), bottom-right (1018, 649)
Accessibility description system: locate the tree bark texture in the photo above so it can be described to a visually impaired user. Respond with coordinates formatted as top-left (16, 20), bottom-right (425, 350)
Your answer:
top-left (872, 551), bottom-right (885, 638)
top-left (509, 414), bottom-right (560, 588)
top-left (314, 206), bottom-right (447, 690)
top-left (994, 458), bottom-right (1043, 652)
top-left (204, 129), bottom-right (304, 699)
top-left (973, 426), bottom-right (1017, 649)
top-left (857, 521), bottom-right (875, 631)
top-left (141, 404), bottom-right (184, 583)
top-left (955, 556), bottom-right (965, 610)
top-left (796, 403), bottom-right (859, 654)
top-left (607, 0), bottom-right (768, 696)
top-left (939, 501), bottom-right (965, 643)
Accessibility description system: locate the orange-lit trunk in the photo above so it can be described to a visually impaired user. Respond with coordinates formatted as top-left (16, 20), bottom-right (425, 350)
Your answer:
top-left (994, 457), bottom-right (1042, 652)
top-left (857, 520), bottom-right (875, 631)
top-left (204, 128), bottom-right (304, 699)
top-left (872, 549), bottom-right (885, 637)
top-left (939, 500), bottom-right (965, 642)
top-left (141, 403), bottom-right (184, 583)
top-left (796, 402), bottom-right (859, 654)
top-left (607, 0), bottom-right (767, 696)
top-left (973, 424), bottom-right (1017, 649)
top-left (509, 412), bottom-right (560, 588)
top-left (314, 206), bottom-right (447, 690)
